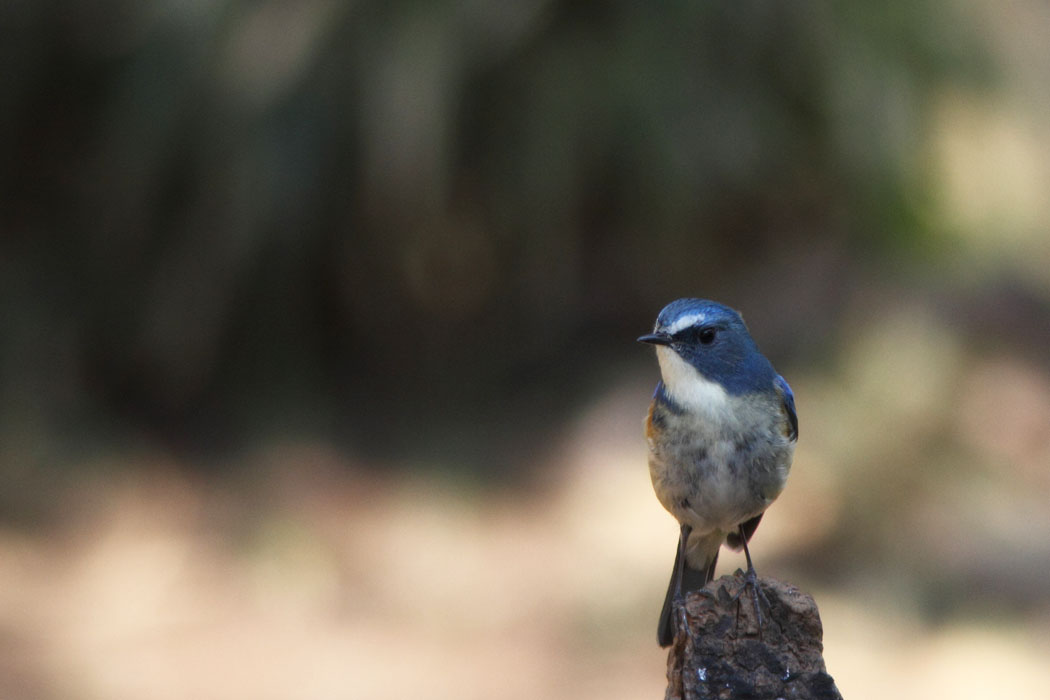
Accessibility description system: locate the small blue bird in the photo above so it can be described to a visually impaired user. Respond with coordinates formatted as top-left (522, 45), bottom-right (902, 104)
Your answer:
top-left (639, 298), bottom-right (797, 647)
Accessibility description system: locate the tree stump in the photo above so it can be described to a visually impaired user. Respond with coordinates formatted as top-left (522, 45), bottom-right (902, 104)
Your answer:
top-left (665, 571), bottom-right (842, 700)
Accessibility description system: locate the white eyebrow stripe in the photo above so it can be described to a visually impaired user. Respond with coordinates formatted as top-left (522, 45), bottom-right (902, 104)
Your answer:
top-left (665, 313), bottom-right (707, 335)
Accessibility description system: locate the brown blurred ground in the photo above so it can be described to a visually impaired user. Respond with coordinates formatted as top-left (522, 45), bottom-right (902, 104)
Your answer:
top-left (2, 346), bottom-right (1050, 699)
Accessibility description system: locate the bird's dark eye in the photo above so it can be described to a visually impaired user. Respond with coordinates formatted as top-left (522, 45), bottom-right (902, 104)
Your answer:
top-left (698, 328), bottom-right (717, 345)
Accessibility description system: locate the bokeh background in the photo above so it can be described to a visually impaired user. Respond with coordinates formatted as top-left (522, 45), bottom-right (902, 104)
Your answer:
top-left (3, 1), bottom-right (1050, 698)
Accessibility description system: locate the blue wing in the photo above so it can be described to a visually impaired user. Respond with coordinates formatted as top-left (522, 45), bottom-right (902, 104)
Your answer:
top-left (774, 374), bottom-right (798, 441)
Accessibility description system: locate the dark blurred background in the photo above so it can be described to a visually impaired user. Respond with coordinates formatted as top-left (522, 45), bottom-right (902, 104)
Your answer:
top-left (2, 1), bottom-right (1050, 699)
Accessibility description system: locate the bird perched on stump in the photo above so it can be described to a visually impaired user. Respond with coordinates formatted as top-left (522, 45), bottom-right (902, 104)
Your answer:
top-left (639, 298), bottom-right (798, 647)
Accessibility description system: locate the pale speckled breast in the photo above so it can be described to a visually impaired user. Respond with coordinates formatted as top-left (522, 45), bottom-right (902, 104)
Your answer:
top-left (646, 391), bottom-right (794, 534)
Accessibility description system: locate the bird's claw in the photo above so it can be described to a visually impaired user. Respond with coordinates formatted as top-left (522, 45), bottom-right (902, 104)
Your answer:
top-left (672, 591), bottom-right (691, 643)
top-left (731, 567), bottom-right (770, 636)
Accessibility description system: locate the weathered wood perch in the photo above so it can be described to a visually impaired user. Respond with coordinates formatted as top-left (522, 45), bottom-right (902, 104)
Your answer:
top-left (665, 570), bottom-right (843, 700)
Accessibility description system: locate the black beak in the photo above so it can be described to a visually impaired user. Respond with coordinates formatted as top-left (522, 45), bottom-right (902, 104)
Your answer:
top-left (637, 332), bottom-right (672, 346)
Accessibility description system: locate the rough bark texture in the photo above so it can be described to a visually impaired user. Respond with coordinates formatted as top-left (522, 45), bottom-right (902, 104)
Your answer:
top-left (665, 571), bottom-right (843, 700)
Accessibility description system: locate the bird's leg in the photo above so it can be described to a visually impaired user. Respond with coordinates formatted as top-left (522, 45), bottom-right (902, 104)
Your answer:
top-left (673, 523), bottom-right (694, 643)
top-left (732, 524), bottom-right (771, 636)
top-left (673, 523), bottom-right (695, 699)
top-left (674, 524), bottom-right (692, 598)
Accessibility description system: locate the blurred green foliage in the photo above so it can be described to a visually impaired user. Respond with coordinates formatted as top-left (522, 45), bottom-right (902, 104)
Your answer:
top-left (0, 0), bottom-right (1007, 471)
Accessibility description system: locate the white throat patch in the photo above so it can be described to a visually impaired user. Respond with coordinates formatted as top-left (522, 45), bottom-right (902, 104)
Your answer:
top-left (656, 346), bottom-right (729, 413)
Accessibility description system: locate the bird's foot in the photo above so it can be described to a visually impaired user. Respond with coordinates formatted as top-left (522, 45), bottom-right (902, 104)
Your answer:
top-left (731, 566), bottom-right (770, 637)
top-left (672, 592), bottom-right (692, 647)
top-left (671, 591), bottom-right (702, 700)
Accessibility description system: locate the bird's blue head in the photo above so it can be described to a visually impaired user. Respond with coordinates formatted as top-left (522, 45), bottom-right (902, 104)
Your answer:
top-left (639, 298), bottom-right (775, 405)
